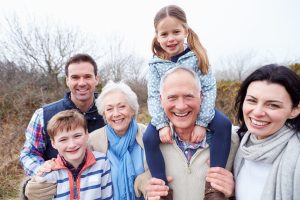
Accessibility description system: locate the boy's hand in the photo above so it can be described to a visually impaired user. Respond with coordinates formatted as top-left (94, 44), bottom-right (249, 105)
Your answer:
top-left (159, 126), bottom-right (172, 144)
top-left (191, 125), bottom-right (206, 143)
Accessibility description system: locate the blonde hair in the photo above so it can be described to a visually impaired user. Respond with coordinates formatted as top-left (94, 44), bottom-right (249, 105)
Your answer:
top-left (47, 110), bottom-right (87, 140)
top-left (152, 5), bottom-right (209, 74)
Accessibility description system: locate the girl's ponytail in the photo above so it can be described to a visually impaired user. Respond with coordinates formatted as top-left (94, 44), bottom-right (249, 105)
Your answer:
top-left (187, 28), bottom-right (209, 74)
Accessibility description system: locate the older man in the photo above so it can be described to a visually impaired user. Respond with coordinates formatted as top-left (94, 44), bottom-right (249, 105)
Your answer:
top-left (135, 67), bottom-right (239, 200)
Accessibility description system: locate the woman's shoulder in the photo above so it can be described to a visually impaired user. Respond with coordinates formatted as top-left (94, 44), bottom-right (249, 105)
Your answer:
top-left (88, 127), bottom-right (108, 153)
top-left (136, 123), bottom-right (146, 149)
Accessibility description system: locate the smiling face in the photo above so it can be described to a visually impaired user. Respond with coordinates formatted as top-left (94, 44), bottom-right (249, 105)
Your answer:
top-left (156, 16), bottom-right (188, 58)
top-left (102, 91), bottom-right (135, 136)
top-left (243, 81), bottom-right (300, 139)
top-left (52, 127), bottom-right (88, 168)
top-left (66, 62), bottom-right (100, 111)
top-left (161, 69), bottom-right (201, 137)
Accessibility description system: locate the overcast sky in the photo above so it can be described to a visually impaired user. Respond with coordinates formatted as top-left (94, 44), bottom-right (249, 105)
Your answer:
top-left (0, 0), bottom-right (299, 71)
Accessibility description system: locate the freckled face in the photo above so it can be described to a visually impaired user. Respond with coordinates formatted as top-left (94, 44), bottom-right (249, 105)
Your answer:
top-left (243, 81), bottom-right (299, 139)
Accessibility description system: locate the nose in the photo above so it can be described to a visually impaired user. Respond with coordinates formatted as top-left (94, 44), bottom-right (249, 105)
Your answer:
top-left (78, 77), bottom-right (87, 86)
top-left (252, 105), bottom-right (266, 116)
top-left (175, 98), bottom-right (188, 110)
top-left (112, 107), bottom-right (120, 117)
top-left (68, 139), bottom-right (77, 148)
top-left (167, 34), bottom-right (175, 42)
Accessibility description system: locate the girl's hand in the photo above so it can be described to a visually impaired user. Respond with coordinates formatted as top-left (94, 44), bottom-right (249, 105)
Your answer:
top-left (159, 126), bottom-right (172, 144)
top-left (191, 125), bottom-right (206, 143)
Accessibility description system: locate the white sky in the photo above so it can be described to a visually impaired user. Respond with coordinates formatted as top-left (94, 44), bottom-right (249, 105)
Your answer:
top-left (0, 0), bottom-right (299, 71)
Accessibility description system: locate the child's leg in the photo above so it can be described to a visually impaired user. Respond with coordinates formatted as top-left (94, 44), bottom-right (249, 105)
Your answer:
top-left (142, 123), bottom-right (168, 183)
top-left (208, 109), bottom-right (232, 168)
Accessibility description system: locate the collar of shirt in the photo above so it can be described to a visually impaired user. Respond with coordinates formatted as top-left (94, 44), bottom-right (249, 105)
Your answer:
top-left (174, 132), bottom-right (206, 161)
top-left (61, 151), bottom-right (87, 180)
top-left (170, 46), bottom-right (191, 62)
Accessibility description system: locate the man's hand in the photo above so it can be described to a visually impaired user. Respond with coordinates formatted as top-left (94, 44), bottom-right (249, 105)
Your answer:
top-left (37, 159), bottom-right (56, 176)
top-left (159, 127), bottom-right (172, 144)
top-left (191, 125), bottom-right (206, 143)
top-left (25, 176), bottom-right (57, 200)
top-left (206, 167), bottom-right (235, 198)
top-left (146, 176), bottom-right (173, 200)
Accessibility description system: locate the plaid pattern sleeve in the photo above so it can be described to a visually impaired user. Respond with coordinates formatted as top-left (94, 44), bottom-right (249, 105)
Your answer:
top-left (19, 108), bottom-right (46, 176)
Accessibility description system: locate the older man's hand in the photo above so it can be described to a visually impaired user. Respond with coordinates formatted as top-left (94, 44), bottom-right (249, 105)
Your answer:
top-left (206, 167), bottom-right (235, 198)
top-left (146, 176), bottom-right (173, 200)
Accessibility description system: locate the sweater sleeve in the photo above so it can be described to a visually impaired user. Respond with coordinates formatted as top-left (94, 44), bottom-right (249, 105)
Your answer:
top-left (196, 68), bottom-right (216, 127)
top-left (147, 65), bottom-right (169, 130)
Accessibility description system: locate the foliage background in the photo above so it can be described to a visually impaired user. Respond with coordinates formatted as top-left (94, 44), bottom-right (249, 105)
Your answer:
top-left (1, 62), bottom-right (298, 199)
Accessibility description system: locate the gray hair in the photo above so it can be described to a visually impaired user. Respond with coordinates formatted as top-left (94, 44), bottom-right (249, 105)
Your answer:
top-left (159, 66), bottom-right (201, 95)
top-left (96, 80), bottom-right (139, 119)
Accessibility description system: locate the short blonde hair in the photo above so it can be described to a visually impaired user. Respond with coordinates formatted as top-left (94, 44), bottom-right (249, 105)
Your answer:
top-left (47, 110), bottom-right (87, 140)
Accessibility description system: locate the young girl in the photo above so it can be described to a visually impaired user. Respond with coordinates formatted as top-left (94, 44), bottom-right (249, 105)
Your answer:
top-left (142, 5), bottom-right (232, 199)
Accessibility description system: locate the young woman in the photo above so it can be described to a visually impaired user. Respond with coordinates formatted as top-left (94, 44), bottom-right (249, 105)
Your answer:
top-left (234, 64), bottom-right (300, 200)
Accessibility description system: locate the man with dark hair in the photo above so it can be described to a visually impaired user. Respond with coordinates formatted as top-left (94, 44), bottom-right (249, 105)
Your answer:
top-left (20, 53), bottom-right (105, 176)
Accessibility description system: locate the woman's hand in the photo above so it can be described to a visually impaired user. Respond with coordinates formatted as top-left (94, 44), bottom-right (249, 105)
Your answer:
top-left (206, 167), bottom-right (235, 198)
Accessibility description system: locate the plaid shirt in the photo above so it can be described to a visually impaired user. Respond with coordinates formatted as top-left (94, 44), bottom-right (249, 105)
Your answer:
top-left (20, 108), bottom-right (46, 176)
top-left (174, 132), bottom-right (206, 162)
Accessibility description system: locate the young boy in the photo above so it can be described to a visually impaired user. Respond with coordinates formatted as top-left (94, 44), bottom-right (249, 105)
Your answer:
top-left (35, 110), bottom-right (113, 200)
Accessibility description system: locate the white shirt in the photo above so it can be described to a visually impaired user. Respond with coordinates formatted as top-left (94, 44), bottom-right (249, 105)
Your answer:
top-left (236, 159), bottom-right (272, 200)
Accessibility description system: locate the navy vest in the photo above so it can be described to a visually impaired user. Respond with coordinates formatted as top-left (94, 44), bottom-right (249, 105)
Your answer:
top-left (42, 92), bottom-right (105, 160)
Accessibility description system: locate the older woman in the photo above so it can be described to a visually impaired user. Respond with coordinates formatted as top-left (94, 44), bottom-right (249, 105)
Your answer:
top-left (88, 80), bottom-right (147, 200)
top-left (23, 81), bottom-right (148, 200)
top-left (233, 64), bottom-right (300, 200)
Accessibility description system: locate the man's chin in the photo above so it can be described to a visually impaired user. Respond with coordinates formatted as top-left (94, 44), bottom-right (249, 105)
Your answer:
top-left (75, 94), bottom-right (92, 101)
top-left (172, 122), bottom-right (194, 130)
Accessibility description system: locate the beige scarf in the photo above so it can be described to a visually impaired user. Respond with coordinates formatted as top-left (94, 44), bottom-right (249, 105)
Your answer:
top-left (234, 126), bottom-right (300, 200)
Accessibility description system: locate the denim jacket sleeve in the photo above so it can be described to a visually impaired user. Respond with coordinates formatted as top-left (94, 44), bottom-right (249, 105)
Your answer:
top-left (196, 68), bottom-right (216, 127)
top-left (147, 65), bottom-right (169, 130)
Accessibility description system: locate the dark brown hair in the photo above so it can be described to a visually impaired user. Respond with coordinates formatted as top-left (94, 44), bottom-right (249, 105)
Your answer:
top-left (65, 53), bottom-right (97, 76)
top-left (235, 64), bottom-right (300, 137)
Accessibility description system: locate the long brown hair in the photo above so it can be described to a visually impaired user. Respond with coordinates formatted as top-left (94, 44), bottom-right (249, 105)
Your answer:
top-left (152, 5), bottom-right (209, 74)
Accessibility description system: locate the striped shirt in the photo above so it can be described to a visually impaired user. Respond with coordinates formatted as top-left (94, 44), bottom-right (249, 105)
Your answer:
top-left (42, 150), bottom-right (113, 200)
